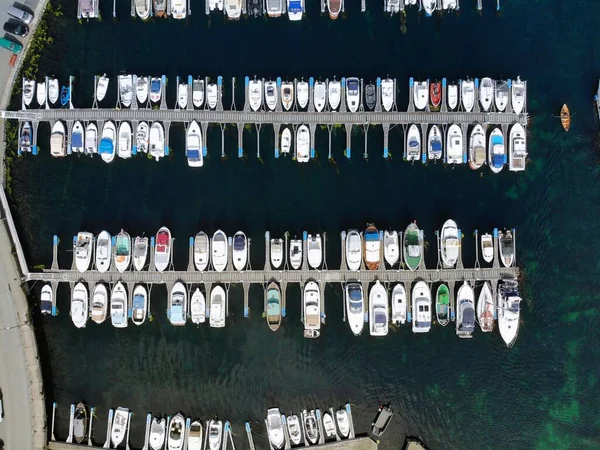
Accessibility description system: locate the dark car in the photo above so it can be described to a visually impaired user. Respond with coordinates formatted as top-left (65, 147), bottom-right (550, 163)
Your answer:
top-left (3, 21), bottom-right (29, 37)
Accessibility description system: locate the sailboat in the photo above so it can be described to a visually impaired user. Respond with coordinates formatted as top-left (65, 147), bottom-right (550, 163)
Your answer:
top-left (384, 230), bottom-right (399, 267)
top-left (133, 236), bottom-right (148, 271)
top-left (281, 128), bottom-right (291, 154)
top-left (363, 225), bottom-right (380, 270)
top-left (435, 284), bottom-right (450, 326)
top-left (412, 281), bottom-right (431, 333)
top-left (194, 232), bottom-right (210, 271)
top-left (440, 219), bottom-right (459, 268)
top-left (114, 230), bottom-right (131, 272)
top-left (456, 281), bottom-right (475, 338)
top-left (190, 288), bottom-right (206, 324)
top-left (91, 284), bottom-right (108, 324)
top-left (477, 281), bottom-right (494, 332)
top-left (111, 407), bottom-right (129, 448)
top-left (169, 282), bottom-right (187, 326)
top-left (307, 234), bottom-right (322, 269)
top-left (110, 282), bottom-right (128, 328)
top-left (403, 222), bottom-right (421, 271)
top-left (266, 282), bottom-right (282, 331)
top-left (193, 79), bottom-right (204, 108)
top-left (212, 230), bottom-right (228, 272)
top-left (391, 283), bottom-right (406, 325)
top-left (209, 286), bottom-right (226, 328)
top-left (345, 229), bottom-right (362, 271)
top-left (71, 283), bottom-right (88, 328)
top-left (74, 231), bottom-right (94, 273)
top-left (186, 120), bottom-right (203, 167)
top-left (131, 285), bottom-right (147, 326)
top-left (233, 231), bottom-right (248, 271)
top-left (468, 124), bottom-right (486, 170)
top-left (369, 280), bottom-right (389, 337)
top-left (345, 282), bottom-right (364, 336)
top-left (154, 227), bottom-right (171, 272)
top-left (95, 230), bottom-right (112, 273)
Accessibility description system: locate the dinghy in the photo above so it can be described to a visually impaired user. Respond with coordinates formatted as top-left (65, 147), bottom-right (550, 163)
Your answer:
top-left (270, 238), bottom-right (283, 269)
top-left (209, 285), bottom-right (226, 328)
top-left (150, 77), bottom-right (162, 103)
top-left (280, 128), bottom-right (291, 154)
top-left (71, 282), bottom-right (88, 328)
top-left (118, 75), bottom-right (133, 107)
top-left (314, 81), bottom-right (326, 112)
top-left (495, 80), bottom-right (509, 112)
top-left (329, 79), bottom-right (341, 111)
top-left (149, 416), bottom-right (166, 450)
top-left (266, 282), bottom-right (282, 331)
top-left (384, 230), bottom-right (399, 267)
top-left (403, 222), bottom-right (421, 271)
top-left (85, 122), bottom-right (97, 154)
top-left (289, 239), bottom-right (302, 270)
top-left (133, 236), bottom-right (148, 271)
top-left (149, 122), bottom-right (165, 161)
top-left (36, 81), bottom-right (46, 106)
top-left (194, 232), bottom-right (210, 271)
top-left (369, 280), bottom-right (389, 336)
top-left (110, 282), bottom-right (128, 328)
top-left (498, 279), bottom-right (521, 347)
top-left (178, 81), bottom-right (188, 109)
top-left (345, 229), bottom-right (362, 271)
top-left (296, 81), bottom-right (309, 109)
top-left (446, 123), bottom-right (463, 164)
top-left (381, 78), bottom-right (394, 112)
top-left (468, 124), bottom-right (486, 170)
top-left (488, 127), bottom-right (505, 173)
top-left (322, 411), bottom-right (336, 439)
top-left (190, 288), bottom-right (206, 324)
top-left (447, 83), bottom-right (458, 110)
top-left (440, 219), bottom-right (459, 268)
top-left (114, 230), bottom-right (131, 272)
top-left (95, 230), bottom-right (112, 273)
top-left (99, 121), bottom-right (116, 163)
top-left (511, 76), bottom-right (525, 114)
top-left (50, 121), bottom-right (66, 157)
top-left (427, 125), bottom-right (443, 160)
top-left (436, 284), bottom-right (450, 326)
top-left (96, 74), bottom-right (109, 102)
top-left (303, 281), bottom-right (321, 338)
top-left (412, 281), bottom-right (431, 333)
top-left (509, 123), bottom-right (527, 172)
top-left (186, 120), bottom-right (203, 167)
top-left (212, 230), bottom-right (228, 272)
top-left (479, 77), bottom-right (494, 111)
top-left (233, 231), bottom-right (248, 271)
top-left (74, 231), bottom-right (94, 273)
top-left (169, 282), bottom-right (187, 326)
top-left (499, 229), bottom-right (515, 267)
top-left (307, 234), bottom-right (322, 269)
top-left (264, 80), bottom-right (278, 111)
top-left (477, 281), bottom-right (494, 332)
top-left (296, 124), bottom-right (310, 162)
top-left (154, 227), bottom-right (171, 272)
top-left (413, 80), bottom-right (428, 110)
top-left (281, 81), bottom-right (294, 110)
top-left (248, 79), bottom-right (263, 111)
top-left (91, 283), bottom-right (108, 324)
top-left (131, 285), bottom-right (147, 326)
top-left (118, 121), bottom-right (132, 159)
top-left (345, 282), bottom-right (364, 336)
top-left (71, 121), bottom-right (84, 153)
top-left (406, 124), bottom-right (421, 161)
top-left (461, 79), bottom-right (475, 112)
top-left (336, 408), bottom-right (350, 438)
top-left (48, 78), bottom-right (59, 104)
top-left (136, 121), bottom-right (149, 154)
top-left (363, 225), bottom-right (380, 270)
top-left (136, 76), bottom-right (149, 105)
top-left (391, 283), bottom-right (407, 325)
top-left (456, 281), bottom-right (475, 338)
top-left (193, 79), bottom-right (204, 108)
top-left (481, 233), bottom-right (493, 263)
top-left (287, 414), bottom-right (302, 446)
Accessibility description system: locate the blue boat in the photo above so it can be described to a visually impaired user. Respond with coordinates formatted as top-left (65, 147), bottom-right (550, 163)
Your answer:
top-left (60, 86), bottom-right (70, 106)
top-left (488, 128), bottom-right (505, 173)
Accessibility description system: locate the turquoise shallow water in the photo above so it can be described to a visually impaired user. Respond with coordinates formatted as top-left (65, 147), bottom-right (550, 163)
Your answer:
top-left (7, 1), bottom-right (600, 449)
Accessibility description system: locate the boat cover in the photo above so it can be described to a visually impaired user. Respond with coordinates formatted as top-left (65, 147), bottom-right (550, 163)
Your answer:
top-left (267, 297), bottom-right (281, 316)
top-left (459, 304), bottom-right (475, 332)
top-left (187, 149), bottom-right (200, 160)
top-left (365, 231), bottom-right (379, 241)
top-left (493, 154), bottom-right (504, 167)
top-left (234, 236), bottom-right (245, 250)
top-left (151, 80), bottom-right (161, 92)
top-left (431, 140), bottom-right (442, 152)
top-left (171, 304), bottom-right (183, 322)
top-left (492, 136), bottom-right (503, 145)
top-left (98, 138), bottom-right (113, 154)
top-left (71, 132), bottom-right (83, 147)
top-left (132, 294), bottom-right (144, 309)
top-left (289, 0), bottom-right (302, 11)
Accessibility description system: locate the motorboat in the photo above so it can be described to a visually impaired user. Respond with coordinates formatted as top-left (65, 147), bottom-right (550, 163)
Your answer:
top-left (48, 78), bottom-right (59, 104)
top-left (188, 420), bottom-right (203, 450)
top-left (461, 79), bottom-right (475, 112)
top-left (365, 83), bottom-right (376, 110)
top-left (561, 104), bottom-right (570, 131)
top-left (303, 281), bottom-right (321, 338)
top-left (22, 79), bottom-right (34, 106)
top-left (423, 0), bottom-right (436, 15)
top-left (209, 0), bottom-right (223, 11)
top-left (118, 121), bottom-right (132, 159)
top-left (154, 0), bottom-right (167, 17)
top-left (481, 233), bottom-right (493, 263)
top-left (194, 232), bottom-right (210, 271)
top-left (36, 81), bottom-right (46, 106)
top-left (207, 83), bottom-right (218, 109)
top-left (99, 121), bottom-right (116, 163)
top-left (328, 79), bottom-right (341, 111)
top-left (479, 77), bottom-right (494, 111)
top-left (149, 416), bottom-right (166, 450)
top-left (91, 283), bottom-right (108, 324)
top-left (150, 77), bottom-right (162, 103)
top-left (413, 80), bottom-right (428, 110)
top-left (435, 284), bottom-right (449, 326)
top-left (372, 404), bottom-right (393, 437)
top-left (456, 281), bottom-right (475, 338)
top-left (248, 0), bottom-right (262, 16)
top-left (412, 281), bottom-right (431, 333)
top-left (178, 81), bottom-right (188, 109)
top-left (369, 280), bottom-right (389, 337)
top-left (280, 128), bottom-right (291, 154)
top-left (149, 122), bottom-right (165, 161)
top-left (111, 407), bottom-right (129, 448)
top-left (363, 225), bottom-right (380, 270)
top-left (154, 227), bottom-right (172, 272)
top-left (73, 402), bottom-right (87, 444)
top-left (136, 76), bottom-right (149, 105)
top-left (488, 127), bottom-right (505, 173)
top-left (296, 124), bottom-right (310, 162)
top-left (443, 0), bottom-right (457, 9)
top-left (135, 0), bottom-right (151, 20)
top-left (192, 79), bottom-right (204, 108)
top-left (427, 125), bottom-right (443, 160)
top-left (499, 229), bottom-right (515, 267)
top-left (95, 230), bottom-right (112, 273)
top-left (287, 0), bottom-right (304, 20)
top-left (190, 288), bottom-right (206, 324)
top-left (265, 0), bottom-right (283, 17)
top-left (225, 0), bottom-right (242, 19)
top-left (264, 81), bottom-right (278, 111)
top-left (50, 121), bottom-right (66, 157)
top-left (303, 410), bottom-right (319, 444)
top-left (135, 121), bottom-right (148, 154)
top-left (169, 282), bottom-right (187, 326)
top-left (289, 239), bottom-right (302, 269)
top-left (498, 279), bottom-right (521, 347)
top-left (297, 81), bottom-right (309, 109)
top-left (446, 123), bottom-right (463, 164)
top-left (171, 0), bottom-right (186, 19)
top-left (477, 281), bottom-right (494, 332)
top-left (60, 85), bottom-right (70, 107)
top-left (440, 219), bottom-right (459, 267)
top-left (118, 75), bottom-right (133, 107)
top-left (111, 282), bottom-right (128, 328)
top-left (74, 231), bottom-right (94, 273)
top-left (404, 222), bottom-right (421, 271)
top-left (208, 419), bottom-right (223, 450)
top-left (307, 234), bottom-right (322, 269)
top-left (322, 411), bottom-right (336, 439)
top-left (345, 230), bottom-right (361, 271)
top-left (168, 413), bottom-right (185, 450)
top-left (186, 120), bottom-right (203, 167)
top-left (468, 124), bottom-right (486, 170)
top-left (270, 238), bottom-right (283, 269)
top-left (447, 83), bottom-right (458, 110)
top-left (131, 285), bottom-right (147, 326)
top-left (71, 121), bottom-right (84, 153)
top-left (335, 408), bottom-right (350, 438)
top-left (233, 231), bottom-right (248, 271)
top-left (71, 282), bottom-right (88, 328)
top-left (281, 81), bottom-right (294, 110)
top-left (209, 285), bottom-right (226, 328)
top-left (287, 414), bottom-right (302, 446)
top-left (383, 230), bottom-right (399, 267)
top-left (212, 230), bottom-right (228, 272)
top-left (406, 124), bottom-right (421, 161)
top-left (19, 121), bottom-right (31, 153)
top-left (511, 76), bottom-right (525, 114)
top-left (85, 122), bottom-right (97, 154)
top-left (345, 282), bottom-right (364, 336)
top-left (346, 77), bottom-right (360, 112)
top-left (266, 282), bottom-right (282, 331)
top-left (248, 79), bottom-right (263, 111)
top-left (266, 408), bottom-right (285, 449)
top-left (314, 81), bottom-right (326, 112)
top-left (495, 80), bottom-right (509, 112)
top-left (381, 78), bottom-right (394, 112)
top-left (95, 75), bottom-right (109, 103)
top-left (391, 283), bottom-right (407, 325)
top-left (509, 123), bottom-right (527, 171)
top-left (327, 0), bottom-right (342, 18)
top-left (429, 80), bottom-right (441, 109)
top-left (133, 236), bottom-right (148, 271)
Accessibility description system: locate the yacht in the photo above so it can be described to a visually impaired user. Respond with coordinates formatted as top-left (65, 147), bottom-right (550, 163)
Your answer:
top-left (287, 414), bottom-right (302, 446)
top-left (447, 83), bottom-right (458, 110)
top-left (194, 232), bottom-right (210, 271)
top-left (118, 75), bottom-right (133, 107)
top-left (412, 281), bottom-right (431, 333)
top-left (423, 0), bottom-right (436, 15)
top-left (99, 121), bottom-right (116, 163)
top-left (110, 282), bottom-right (128, 328)
top-left (233, 231), bottom-right (248, 271)
top-left (413, 80), bottom-right (428, 110)
top-left (369, 281), bottom-right (389, 336)
top-left (328, 80), bottom-right (341, 111)
top-left (469, 124), bottom-right (486, 170)
top-left (190, 288), bottom-right (206, 324)
top-left (207, 83), bottom-right (218, 109)
top-left (509, 123), bottom-right (527, 172)
top-left (36, 81), bottom-right (46, 106)
top-left (266, 408), bottom-right (285, 449)
top-left (270, 238), bottom-right (284, 269)
top-left (446, 123), bottom-right (463, 164)
top-left (498, 279), bottom-right (521, 347)
top-left (481, 233), bottom-right (494, 263)
top-left (85, 122), bottom-right (97, 154)
top-left (461, 79), bottom-right (475, 112)
top-left (73, 403), bottom-right (87, 444)
top-left (365, 83), bottom-right (376, 110)
top-left (499, 229), bottom-right (515, 267)
top-left (265, 0), bottom-right (283, 17)
top-left (71, 282), bottom-right (88, 328)
top-left (208, 419), bottom-right (223, 450)
top-left (118, 121), bottom-right (132, 159)
top-left (440, 219), bottom-right (459, 267)
top-left (303, 410), bottom-right (319, 444)
top-left (188, 420), bottom-right (203, 450)
top-left (436, 283), bottom-right (449, 326)
top-left (335, 408), bottom-right (350, 438)
top-left (186, 120), bottom-right (203, 167)
top-left (135, 0), bottom-right (151, 19)
top-left (149, 416), bottom-right (166, 450)
top-left (91, 284), bottom-right (108, 324)
top-left (74, 232), bottom-right (94, 273)
top-left (154, 227), bottom-right (172, 272)
top-left (314, 81), bottom-right (326, 112)
top-left (297, 81), bottom-right (309, 109)
top-left (171, 0), bottom-right (186, 19)
top-left (289, 239), bottom-right (302, 269)
top-left (19, 121), bottom-right (31, 154)
top-left (477, 281), bottom-right (494, 332)
top-left (323, 411), bottom-right (336, 439)
top-left (22, 79), bottom-right (34, 106)
top-left (212, 230), bottom-right (228, 272)
top-left (48, 78), bottom-right (59, 104)
top-left (384, 230), bottom-right (399, 267)
top-left (346, 77), bottom-right (360, 112)
top-left (265, 81), bottom-right (278, 111)
top-left (296, 124), bottom-right (310, 162)
top-left (327, 0), bottom-right (342, 19)
top-left (287, 0), bottom-right (304, 20)
top-left (248, 79), bottom-right (263, 111)
top-left (307, 234), bottom-right (322, 269)
top-left (50, 121), bottom-right (66, 157)
top-left (149, 122), bottom-right (165, 161)
top-left (168, 413), bottom-right (185, 450)
top-left (192, 79), bottom-right (204, 108)
top-left (479, 77), bottom-right (494, 111)
top-left (114, 230), bottom-right (131, 272)
top-left (345, 282), bottom-right (364, 336)
top-left (456, 281), bottom-right (475, 338)
top-left (303, 281), bottom-right (321, 338)
top-left (511, 76), bottom-right (525, 114)
top-left (281, 81), bottom-right (294, 110)
top-left (266, 282), bottom-right (282, 331)
top-left (71, 121), bottom-right (84, 153)
top-left (403, 222), bottom-right (421, 271)
top-left (131, 285), bottom-right (147, 326)
top-left (406, 124), bottom-right (421, 161)
top-left (488, 127), bottom-right (505, 173)
top-left (225, 0), bottom-right (242, 19)
top-left (345, 230), bottom-right (361, 271)
top-left (111, 407), bottom-right (130, 448)
top-left (95, 230), bottom-right (112, 273)
top-left (178, 81), bottom-right (188, 109)
top-left (381, 78), bottom-right (394, 111)
top-left (169, 282), bottom-right (187, 326)
top-left (280, 128), bottom-right (291, 154)
top-left (391, 283), bottom-right (407, 325)
top-left (133, 236), bottom-right (148, 271)
top-left (495, 80), bottom-right (509, 112)
top-left (209, 286), bottom-right (226, 328)
top-left (136, 76), bottom-right (149, 105)
top-left (427, 125), bottom-right (443, 160)
top-left (150, 77), bottom-right (162, 103)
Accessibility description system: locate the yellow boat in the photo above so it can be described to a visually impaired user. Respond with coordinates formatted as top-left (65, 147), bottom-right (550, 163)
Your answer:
top-left (561, 104), bottom-right (570, 131)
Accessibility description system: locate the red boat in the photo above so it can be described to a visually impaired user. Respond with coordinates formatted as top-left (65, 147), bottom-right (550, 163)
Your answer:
top-left (430, 82), bottom-right (441, 109)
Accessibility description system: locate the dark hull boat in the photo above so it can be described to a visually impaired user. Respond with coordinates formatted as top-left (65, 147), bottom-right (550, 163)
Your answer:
top-left (247, 0), bottom-right (262, 16)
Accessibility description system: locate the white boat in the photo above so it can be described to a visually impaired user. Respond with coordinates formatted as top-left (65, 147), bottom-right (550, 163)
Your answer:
top-left (19, 121), bottom-right (31, 153)
top-left (499, 229), bottom-right (515, 268)
top-left (456, 281), bottom-right (475, 338)
top-left (423, 0), bottom-right (436, 15)
top-left (297, 81), bottom-right (309, 109)
top-left (248, 79), bottom-right (263, 111)
top-left (369, 280), bottom-right (389, 336)
top-left (446, 123), bottom-right (463, 164)
top-left (281, 81), bottom-right (294, 110)
top-left (74, 231), bottom-right (94, 273)
top-left (345, 230), bottom-right (361, 271)
top-left (346, 77), bottom-right (360, 112)
top-left (209, 285), bottom-right (226, 328)
top-left (85, 122), bottom-right (97, 154)
top-left (287, 414), bottom-right (302, 446)
top-left (494, 80), bottom-right (509, 112)
top-left (345, 282), bottom-right (364, 336)
top-left (488, 127), bottom-right (505, 173)
top-left (71, 121), bottom-right (84, 153)
top-left (498, 280), bottom-right (521, 347)
top-left (118, 121), bottom-right (132, 159)
top-left (381, 78), bottom-right (394, 112)
top-left (135, 0), bottom-right (151, 20)
top-left (50, 121), bottom-right (66, 157)
top-left (270, 238), bottom-right (283, 269)
top-left (280, 128), bottom-right (291, 154)
top-left (136, 76), bottom-right (148, 105)
top-left (443, 0), bottom-right (457, 8)
top-left (307, 234), bottom-right (322, 269)
top-left (289, 239), bottom-right (302, 269)
top-left (192, 79), bottom-right (204, 108)
top-left (190, 288), bottom-right (206, 324)
top-left (413, 80), bottom-right (428, 110)
top-left (99, 121), bottom-right (116, 163)
top-left (509, 123), bottom-right (527, 172)
top-left (90, 283), bottom-right (108, 324)
top-left (186, 120), bottom-right (203, 167)
top-left (468, 123), bottom-right (486, 170)
top-left (322, 411), bottom-right (336, 439)
top-left (113, 236), bottom-right (132, 278)
top-left (481, 233), bottom-right (493, 263)
top-left (479, 77), bottom-right (494, 111)
top-left (303, 281), bottom-right (321, 338)
top-left (363, 225), bottom-right (380, 270)
top-left (266, 408), bottom-right (285, 450)
top-left (110, 282), bottom-right (128, 328)
top-left (150, 77), bottom-right (162, 103)
top-left (169, 282), bottom-right (187, 326)
top-left (212, 230), bottom-right (228, 272)
top-left (154, 227), bottom-right (171, 272)
top-left (440, 219), bottom-right (459, 267)
top-left (477, 281), bottom-right (494, 332)
top-left (412, 281), bottom-right (431, 333)
top-left (427, 125), bottom-right (443, 160)
top-left (95, 230), bottom-right (112, 273)
top-left (328, 80), bottom-right (341, 111)
top-left (335, 408), bottom-right (350, 438)
top-left (264, 81), bottom-right (278, 111)
top-left (447, 83), bottom-right (458, 110)
top-left (391, 283), bottom-right (407, 325)
top-left (71, 282), bottom-right (88, 328)
top-left (327, 0), bottom-right (342, 18)
top-left (406, 124), bottom-right (421, 161)
top-left (296, 124), bottom-right (310, 162)
top-left (136, 121), bottom-right (149, 154)
top-left (149, 122), bottom-right (165, 161)
top-left (118, 75), bottom-right (133, 107)
top-left (171, 0), bottom-right (186, 19)
top-left (225, 0), bottom-right (242, 19)
top-left (36, 81), bottom-right (46, 106)
top-left (511, 76), bottom-right (525, 114)
top-left (178, 82), bottom-right (188, 109)
top-left (133, 236), bottom-right (148, 271)
top-left (287, 0), bottom-right (304, 20)
top-left (167, 413), bottom-right (185, 450)
top-left (208, 419), bottom-right (223, 450)
top-left (233, 231), bottom-right (248, 271)
top-left (207, 83), bottom-right (218, 109)
top-left (131, 285), bottom-right (147, 326)
top-left (22, 79), bottom-right (35, 106)
top-left (187, 420), bottom-right (203, 450)
top-left (384, 230), bottom-right (399, 267)
top-left (48, 78), bottom-right (59, 104)
top-left (314, 81), bottom-right (326, 112)
top-left (194, 232), bottom-right (210, 271)
top-left (149, 416), bottom-right (166, 450)
top-left (111, 407), bottom-right (130, 448)
top-left (303, 410), bottom-right (319, 444)
top-left (461, 79), bottom-right (475, 112)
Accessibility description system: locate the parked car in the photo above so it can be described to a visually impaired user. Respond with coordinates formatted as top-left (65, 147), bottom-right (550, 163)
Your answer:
top-left (3, 20), bottom-right (29, 37)
top-left (0, 36), bottom-right (21, 54)
top-left (7, 5), bottom-right (33, 24)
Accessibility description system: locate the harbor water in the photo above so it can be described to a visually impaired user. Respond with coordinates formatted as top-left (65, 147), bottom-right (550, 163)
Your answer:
top-left (8, 1), bottom-right (600, 448)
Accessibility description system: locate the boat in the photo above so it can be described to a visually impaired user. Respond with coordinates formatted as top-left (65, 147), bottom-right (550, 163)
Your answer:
top-left (495, 80), bottom-right (509, 112)
top-left (440, 219), bottom-right (459, 267)
top-left (19, 121), bottom-right (32, 153)
top-left (209, 285), bottom-right (226, 328)
top-left (131, 285), bottom-right (147, 326)
top-left (136, 76), bottom-right (149, 105)
top-left (322, 411), bottom-right (336, 439)
top-left (328, 79), bottom-right (341, 111)
top-left (413, 80), bottom-right (428, 110)
top-left (266, 282), bottom-right (282, 331)
top-left (297, 81), bottom-right (309, 109)
top-left (178, 81), bottom-right (188, 109)
top-left (72, 402), bottom-right (87, 444)
top-left (85, 122), bottom-right (97, 154)
top-left (22, 79), bottom-right (35, 106)
top-left (168, 413), bottom-right (185, 450)
top-left (248, 0), bottom-right (262, 16)
top-left (363, 225), bottom-right (380, 270)
top-left (468, 124), bottom-right (486, 170)
top-left (50, 121), bottom-right (66, 157)
top-left (192, 79), bottom-right (204, 108)
top-left (436, 284), bottom-right (450, 326)
top-left (69, 121), bottom-right (84, 153)
top-left (150, 77), bottom-right (162, 103)
top-left (281, 81), bottom-right (294, 110)
top-left (169, 282), bottom-right (187, 326)
top-left (412, 281), bottom-right (431, 333)
top-left (194, 232), bottom-right (210, 271)
top-left (270, 238), bottom-right (283, 268)
top-left (345, 282), bottom-right (364, 336)
top-left (48, 78), bottom-right (59, 104)
top-left (446, 123), bottom-right (463, 164)
top-left (403, 222), bottom-right (421, 271)
top-left (488, 127), bottom-right (505, 173)
top-left (114, 230), bottom-right (131, 272)
top-left (225, 0), bottom-right (242, 19)
top-left (60, 85), bottom-right (70, 107)
top-left (95, 230), bottom-right (112, 273)
top-left (346, 77), bottom-right (360, 112)
top-left (346, 230), bottom-right (361, 271)
top-left (111, 407), bottom-right (129, 448)
top-left (383, 230), bottom-right (399, 267)
top-left (481, 233), bottom-right (493, 263)
top-left (266, 408), bottom-right (285, 449)
top-left (369, 281), bottom-right (389, 336)
top-left (391, 283), bottom-right (407, 325)
top-left (303, 410), bottom-right (319, 444)
top-left (118, 75), bottom-right (133, 107)
top-left (154, 227), bottom-right (172, 272)
top-left (287, 0), bottom-right (303, 20)
top-left (443, 0), bottom-right (457, 9)
top-left (149, 122), bottom-right (165, 161)
top-left (296, 124), bottom-right (310, 162)
top-left (314, 81), bottom-right (326, 112)
top-left (456, 281), bottom-right (475, 338)
top-left (498, 279), bottom-right (521, 347)
top-left (499, 229), bottom-right (515, 268)
top-left (111, 282), bottom-right (128, 328)
top-left (187, 421), bottom-right (203, 450)
top-left (447, 83), bottom-right (458, 110)
top-left (186, 120), bottom-right (203, 167)
top-left (248, 79), bottom-right (263, 111)
top-left (287, 414), bottom-right (302, 446)
top-left (461, 79), bottom-right (475, 112)
top-left (207, 83), bottom-right (218, 109)
top-left (190, 288), bottom-right (206, 324)
top-left (91, 284), bottom-right (108, 324)
top-left (280, 128), bottom-right (291, 154)
top-left (381, 78), bottom-right (394, 112)
top-left (265, 81), bottom-right (278, 111)
top-left (406, 124), bottom-right (421, 161)
top-left (265, 0), bottom-right (282, 17)
top-left (135, 0), bottom-right (151, 19)
top-left (303, 281), bottom-right (321, 338)
top-left (207, 419), bottom-right (223, 450)
top-left (327, 0), bottom-right (342, 18)
top-left (429, 81), bottom-right (441, 109)
top-left (212, 230), bottom-right (228, 272)
top-left (509, 123), bottom-right (527, 171)
top-left (74, 231), bottom-right (94, 273)
top-left (427, 125), bottom-right (443, 160)
top-left (136, 121), bottom-right (149, 154)
top-left (99, 121), bottom-right (116, 163)
top-left (477, 281), bottom-right (494, 332)
top-left (371, 404), bottom-right (393, 437)
top-left (133, 236), bottom-right (148, 271)
top-left (335, 408), bottom-right (350, 438)
top-left (289, 239), bottom-right (302, 269)
top-left (154, 0), bottom-right (167, 17)
top-left (511, 76), bottom-right (525, 114)
top-left (307, 234), bottom-right (322, 269)
top-left (118, 121), bottom-right (132, 159)
top-left (365, 83), bottom-right (376, 110)
top-left (36, 81), bottom-right (46, 106)
top-left (421, 0), bottom-right (436, 14)
top-left (71, 282), bottom-right (88, 328)
top-left (171, 0), bottom-right (186, 19)
top-left (96, 75), bottom-right (109, 102)
top-left (479, 77), bottom-right (494, 111)
top-left (149, 416), bottom-right (166, 450)
top-left (233, 231), bottom-right (248, 271)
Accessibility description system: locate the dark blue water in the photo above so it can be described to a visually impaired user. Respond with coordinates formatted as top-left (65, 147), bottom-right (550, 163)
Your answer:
top-left (8, 1), bottom-right (600, 449)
